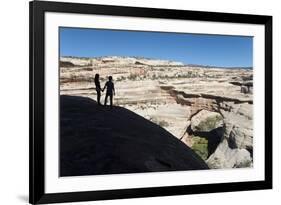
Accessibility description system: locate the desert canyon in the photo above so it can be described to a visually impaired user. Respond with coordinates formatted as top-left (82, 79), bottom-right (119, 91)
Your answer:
top-left (60, 56), bottom-right (253, 170)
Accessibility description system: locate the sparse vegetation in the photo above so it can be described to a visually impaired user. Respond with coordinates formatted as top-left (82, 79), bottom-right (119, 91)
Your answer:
top-left (191, 136), bottom-right (209, 160)
top-left (61, 73), bottom-right (94, 83)
top-left (116, 75), bottom-right (129, 82)
top-left (128, 73), bottom-right (138, 80)
top-left (80, 67), bottom-right (92, 71)
top-left (143, 71), bottom-right (204, 80)
top-left (195, 115), bottom-right (223, 132)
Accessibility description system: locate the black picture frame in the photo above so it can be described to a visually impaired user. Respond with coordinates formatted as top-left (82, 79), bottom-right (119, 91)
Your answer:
top-left (29, 0), bottom-right (272, 204)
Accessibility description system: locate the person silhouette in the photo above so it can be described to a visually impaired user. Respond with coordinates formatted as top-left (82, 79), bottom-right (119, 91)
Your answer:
top-left (94, 74), bottom-right (102, 105)
top-left (103, 76), bottom-right (115, 108)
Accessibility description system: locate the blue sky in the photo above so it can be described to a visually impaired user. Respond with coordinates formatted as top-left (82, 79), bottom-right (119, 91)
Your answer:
top-left (60, 27), bottom-right (253, 67)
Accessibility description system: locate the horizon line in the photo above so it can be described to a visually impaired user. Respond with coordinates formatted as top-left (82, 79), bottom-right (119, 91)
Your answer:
top-left (60, 55), bottom-right (253, 69)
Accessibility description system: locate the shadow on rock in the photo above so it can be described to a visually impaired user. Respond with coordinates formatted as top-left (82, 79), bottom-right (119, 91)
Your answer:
top-left (60, 95), bottom-right (209, 177)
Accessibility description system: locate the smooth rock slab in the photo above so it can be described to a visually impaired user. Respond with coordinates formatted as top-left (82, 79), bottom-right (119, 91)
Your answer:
top-left (60, 95), bottom-right (209, 177)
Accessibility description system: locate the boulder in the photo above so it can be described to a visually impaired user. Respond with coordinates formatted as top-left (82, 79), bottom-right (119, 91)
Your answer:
top-left (228, 125), bottom-right (253, 150)
top-left (190, 110), bottom-right (224, 132)
top-left (220, 103), bottom-right (253, 152)
top-left (206, 139), bottom-right (252, 169)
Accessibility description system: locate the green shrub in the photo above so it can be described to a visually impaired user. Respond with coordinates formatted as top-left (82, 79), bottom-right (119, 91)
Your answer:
top-left (128, 73), bottom-right (138, 80)
top-left (191, 136), bottom-right (208, 160)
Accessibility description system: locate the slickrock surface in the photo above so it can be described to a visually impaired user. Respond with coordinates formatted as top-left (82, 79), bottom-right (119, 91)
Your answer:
top-left (60, 95), bottom-right (208, 176)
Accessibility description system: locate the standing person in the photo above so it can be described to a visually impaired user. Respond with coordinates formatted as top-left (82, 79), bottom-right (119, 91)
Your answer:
top-left (103, 76), bottom-right (115, 108)
top-left (94, 74), bottom-right (102, 105)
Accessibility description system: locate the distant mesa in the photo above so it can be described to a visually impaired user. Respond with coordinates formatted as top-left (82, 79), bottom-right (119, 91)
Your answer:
top-left (60, 56), bottom-right (251, 69)
top-left (60, 56), bottom-right (184, 67)
top-left (102, 59), bottom-right (116, 63)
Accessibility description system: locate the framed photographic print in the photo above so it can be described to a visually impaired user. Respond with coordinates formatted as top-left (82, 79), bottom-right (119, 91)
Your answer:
top-left (29, 0), bottom-right (272, 204)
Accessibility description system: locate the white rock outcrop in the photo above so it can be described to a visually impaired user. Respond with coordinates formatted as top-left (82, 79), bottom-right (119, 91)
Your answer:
top-left (190, 110), bottom-right (224, 132)
top-left (206, 139), bottom-right (252, 169)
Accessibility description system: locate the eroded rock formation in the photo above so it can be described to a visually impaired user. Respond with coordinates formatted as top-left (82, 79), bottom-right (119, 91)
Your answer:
top-left (60, 56), bottom-right (253, 169)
